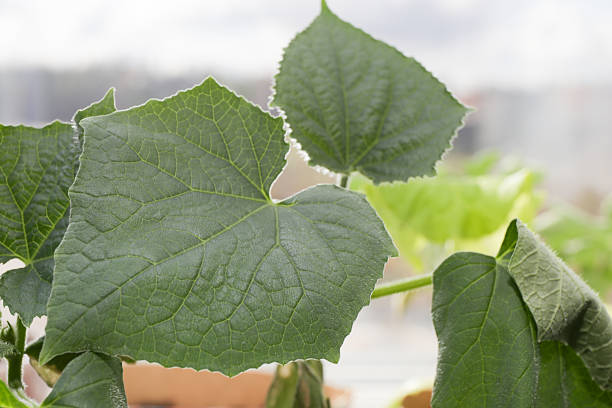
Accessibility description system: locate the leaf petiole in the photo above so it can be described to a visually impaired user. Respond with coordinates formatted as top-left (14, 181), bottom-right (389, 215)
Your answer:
top-left (371, 273), bottom-right (433, 299)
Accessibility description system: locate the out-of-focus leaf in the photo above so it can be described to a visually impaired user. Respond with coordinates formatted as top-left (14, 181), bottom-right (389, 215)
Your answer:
top-left (350, 166), bottom-right (541, 271)
top-left (266, 360), bottom-right (329, 408)
top-left (0, 381), bottom-right (30, 408)
top-left (536, 205), bottom-right (612, 299)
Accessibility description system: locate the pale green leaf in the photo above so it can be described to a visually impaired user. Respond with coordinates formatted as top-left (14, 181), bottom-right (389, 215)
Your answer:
top-left (0, 91), bottom-right (116, 325)
top-left (41, 352), bottom-right (127, 408)
top-left (500, 219), bottom-right (612, 390)
top-left (349, 167), bottom-right (541, 271)
top-left (41, 77), bottom-right (396, 375)
top-left (431, 252), bottom-right (539, 407)
top-left (0, 380), bottom-right (30, 408)
top-left (272, 1), bottom-right (468, 183)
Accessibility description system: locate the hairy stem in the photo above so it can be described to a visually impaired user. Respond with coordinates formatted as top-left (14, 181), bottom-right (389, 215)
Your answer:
top-left (7, 318), bottom-right (26, 389)
top-left (371, 273), bottom-right (433, 299)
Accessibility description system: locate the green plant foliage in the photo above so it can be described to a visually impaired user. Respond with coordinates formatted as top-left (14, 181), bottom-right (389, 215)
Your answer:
top-left (41, 78), bottom-right (397, 375)
top-left (537, 205), bottom-right (612, 298)
top-left (41, 352), bottom-right (127, 408)
top-left (350, 163), bottom-right (541, 271)
top-left (266, 360), bottom-right (330, 408)
top-left (0, 381), bottom-right (29, 408)
top-left (0, 92), bottom-right (116, 325)
top-left (432, 220), bottom-right (612, 407)
top-left (536, 342), bottom-right (612, 407)
top-left (431, 252), bottom-right (539, 407)
top-left (499, 219), bottom-right (612, 390)
top-left (272, 1), bottom-right (468, 183)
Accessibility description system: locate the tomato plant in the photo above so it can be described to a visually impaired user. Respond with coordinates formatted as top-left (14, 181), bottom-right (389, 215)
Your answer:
top-left (1, 2), bottom-right (611, 407)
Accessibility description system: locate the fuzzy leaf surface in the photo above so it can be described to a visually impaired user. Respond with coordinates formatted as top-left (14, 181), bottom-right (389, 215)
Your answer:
top-left (0, 92), bottom-right (115, 325)
top-left (272, 2), bottom-right (468, 183)
top-left (41, 78), bottom-right (396, 375)
top-left (499, 219), bottom-right (612, 390)
top-left (41, 352), bottom-right (127, 408)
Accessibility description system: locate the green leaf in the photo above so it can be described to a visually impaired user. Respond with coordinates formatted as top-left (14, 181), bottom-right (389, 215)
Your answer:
top-left (41, 77), bottom-right (396, 375)
top-left (536, 342), bottom-right (612, 407)
top-left (349, 167), bottom-right (541, 271)
top-left (41, 352), bottom-right (127, 408)
top-left (74, 88), bottom-right (116, 145)
top-left (272, 2), bottom-right (468, 183)
top-left (431, 252), bottom-right (539, 407)
top-left (0, 91), bottom-right (116, 325)
top-left (499, 219), bottom-right (612, 390)
top-left (432, 250), bottom-right (612, 406)
top-left (0, 381), bottom-right (30, 408)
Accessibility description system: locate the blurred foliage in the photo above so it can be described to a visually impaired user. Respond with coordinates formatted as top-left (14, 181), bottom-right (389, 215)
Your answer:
top-left (536, 198), bottom-right (612, 300)
top-left (350, 152), bottom-right (544, 273)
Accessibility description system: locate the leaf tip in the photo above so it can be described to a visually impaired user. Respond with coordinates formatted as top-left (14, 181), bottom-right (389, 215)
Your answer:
top-left (321, 0), bottom-right (330, 13)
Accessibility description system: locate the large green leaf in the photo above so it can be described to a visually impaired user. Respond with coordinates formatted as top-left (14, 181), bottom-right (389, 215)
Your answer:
top-left (499, 219), bottom-right (612, 390)
top-left (272, 1), bottom-right (468, 183)
top-left (41, 352), bottom-right (127, 408)
top-left (0, 92), bottom-right (115, 325)
top-left (431, 252), bottom-right (539, 407)
top-left (41, 77), bottom-right (396, 375)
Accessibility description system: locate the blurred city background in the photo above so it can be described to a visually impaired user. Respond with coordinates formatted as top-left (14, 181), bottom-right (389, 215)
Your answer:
top-left (1, 0), bottom-right (611, 407)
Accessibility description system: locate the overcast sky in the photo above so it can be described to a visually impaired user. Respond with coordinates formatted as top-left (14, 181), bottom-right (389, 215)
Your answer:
top-left (1, 0), bottom-right (611, 92)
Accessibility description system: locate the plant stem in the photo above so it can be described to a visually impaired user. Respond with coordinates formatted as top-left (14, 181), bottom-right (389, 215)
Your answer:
top-left (15, 318), bottom-right (26, 353)
top-left (7, 318), bottom-right (26, 389)
top-left (339, 174), bottom-right (349, 188)
top-left (371, 273), bottom-right (433, 299)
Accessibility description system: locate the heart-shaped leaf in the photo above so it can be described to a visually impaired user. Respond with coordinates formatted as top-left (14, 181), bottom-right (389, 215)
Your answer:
top-left (41, 78), bottom-right (396, 375)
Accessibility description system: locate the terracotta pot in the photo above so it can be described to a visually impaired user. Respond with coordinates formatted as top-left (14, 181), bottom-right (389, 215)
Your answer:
top-left (124, 363), bottom-right (350, 408)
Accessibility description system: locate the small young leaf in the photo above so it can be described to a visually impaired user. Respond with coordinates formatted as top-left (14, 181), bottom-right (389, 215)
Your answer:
top-left (0, 91), bottom-right (116, 325)
top-left (41, 78), bottom-right (396, 375)
top-left (431, 252), bottom-right (539, 407)
top-left (500, 219), bottom-right (612, 390)
top-left (41, 352), bottom-right (127, 408)
top-left (273, 2), bottom-right (468, 183)
top-left (536, 342), bottom-right (612, 408)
